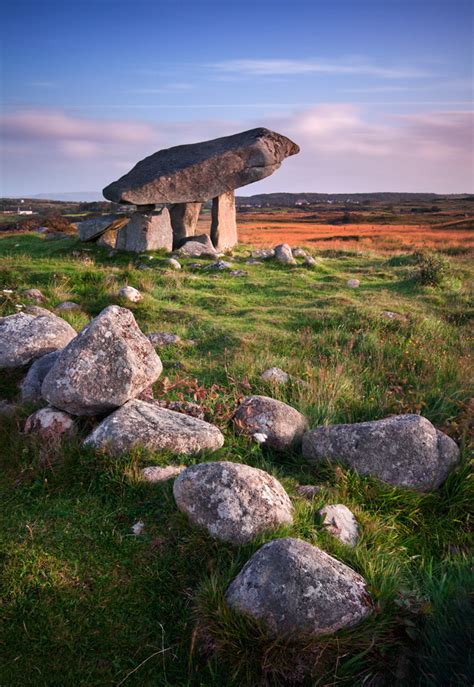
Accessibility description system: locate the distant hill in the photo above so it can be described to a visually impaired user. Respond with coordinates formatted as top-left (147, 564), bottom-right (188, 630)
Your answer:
top-left (235, 192), bottom-right (474, 207)
top-left (28, 192), bottom-right (104, 202)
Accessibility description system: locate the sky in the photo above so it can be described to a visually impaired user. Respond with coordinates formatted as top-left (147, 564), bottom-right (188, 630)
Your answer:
top-left (1, 0), bottom-right (473, 196)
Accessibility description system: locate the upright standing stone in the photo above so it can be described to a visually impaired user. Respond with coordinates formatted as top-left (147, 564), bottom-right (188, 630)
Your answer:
top-left (211, 191), bottom-right (237, 251)
top-left (116, 208), bottom-right (173, 253)
top-left (169, 202), bottom-right (202, 248)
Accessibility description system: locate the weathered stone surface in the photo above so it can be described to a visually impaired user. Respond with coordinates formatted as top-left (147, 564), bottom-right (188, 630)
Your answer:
top-left (141, 464), bottom-right (185, 483)
top-left (296, 484), bottom-right (322, 499)
top-left (103, 128), bottom-right (299, 205)
top-left (233, 395), bottom-right (308, 451)
top-left (304, 256), bottom-right (317, 267)
top-left (20, 350), bottom-right (61, 403)
top-left (24, 406), bottom-right (75, 439)
top-left (177, 234), bottom-right (217, 257)
top-left (319, 504), bottom-right (358, 546)
top-left (302, 414), bottom-right (460, 491)
top-left (166, 258), bottom-right (181, 270)
top-left (346, 279), bottom-right (360, 288)
top-left (275, 243), bottom-right (296, 265)
top-left (84, 399), bottom-right (224, 455)
top-left (77, 215), bottom-right (122, 242)
top-left (56, 301), bottom-right (81, 312)
top-left (0, 311), bottom-right (76, 369)
top-left (173, 461), bottom-right (293, 544)
top-left (211, 191), bottom-right (238, 251)
top-left (42, 306), bottom-right (162, 416)
top-left (116, 209), bottom-right (173, 252)
top-left (226, 538), bottom-right (371, 637)
top-left (203, 260), bottom-right (233, 271)
top-left (169, 202), bottom-right (202, 247)
top-left (292, 247), bottom-right (307, 257)
top-left (147, 331), bottom-right (181, 346)
top-left (119, 286), bottom-right (142, 303)
top-left (261, 367), bottom-right (290, 385)
top-left (23, 288), bottom-right (45, 302)
top-left (251, 248), bottom-right (275, 259)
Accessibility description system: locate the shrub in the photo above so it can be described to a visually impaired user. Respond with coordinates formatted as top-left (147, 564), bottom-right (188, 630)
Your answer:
top-left (413, 252), bottom-right (450, 286)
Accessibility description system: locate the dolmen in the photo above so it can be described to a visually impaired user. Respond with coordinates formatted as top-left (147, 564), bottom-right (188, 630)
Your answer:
top-left (77, 128), bottom-right (299, 253)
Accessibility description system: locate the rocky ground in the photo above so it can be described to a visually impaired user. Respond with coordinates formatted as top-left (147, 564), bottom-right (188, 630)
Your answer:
top-left (0, 231), bottom-right (472, 686)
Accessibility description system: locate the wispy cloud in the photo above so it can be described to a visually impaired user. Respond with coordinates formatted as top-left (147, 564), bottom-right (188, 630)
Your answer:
top-left (128, 83), bottom-right (195, 95)
top-left (211, 58), bottom-right (431, 79)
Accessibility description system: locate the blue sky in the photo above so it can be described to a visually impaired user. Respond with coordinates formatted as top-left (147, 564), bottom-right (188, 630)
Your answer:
top-left (1, 0), bottom-right (473, 195)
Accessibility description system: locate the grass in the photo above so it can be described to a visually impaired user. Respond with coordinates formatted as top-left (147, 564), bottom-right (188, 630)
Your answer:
top-left (0, 232), bottom-right (472, 686)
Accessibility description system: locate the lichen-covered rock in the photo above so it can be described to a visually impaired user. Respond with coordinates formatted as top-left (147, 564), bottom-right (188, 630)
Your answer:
top-left (77, 215), bottom-right (121, 242)
top-left (56, 301), bottom-right (81, 312)
top-left (346, 278), bottom-right (360, 288)
top-left (166, 258), bottom-right (181, 270)
top-left (20, 350), bottom-right (61, 403)
top-left (226, 537), bottom-right (371, 636)
top-left (319, 504), bottom-right (358, 546)
top-left (304, 256), bottom-right (317, 267)
top-left (24, 406), bottom-right (75, 439)
top-left (303, 414), bottom-right (460, 491)
top-left (42, 306), bottom-right (162, 416)
top-left (275, 243), bottom-right (296, 265)
top-left (115, 209), bottom-right (173, 252)
top-left (147, 331), bottom-right (181, 346)
top-left (0, 311), bottom-right (76, 369)
top-left (261, 367), bottom-right (290, 385)
top-left (119, 286), bottom-right (142, 303)
top-left (177, 234), bottom-right (217, 257)
top-left (141, 465), bottom-right (185, 483)
top-left (233, 395), bottom-right (308, 451)
top-left (23, 288), bottom-right (46, 302)
top-left (173, 461), bottom-right (293, 544)
top-left (84, 399), bottom-right (223, 455)
top-left (292, 247), bottom-right (307, 257)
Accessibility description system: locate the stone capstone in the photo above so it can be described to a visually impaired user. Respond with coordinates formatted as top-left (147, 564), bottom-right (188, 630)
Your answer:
top-left (302, 414), bottom-right (460, 491)
top-left (233, 395), bottom-right (308, 451)
top-left (84, 399), bottom-right (224, 455)
top-left (173, 461), bottom-right (293, 544)
top-left (0, 311), bottom-right (76, 369)
top-left (41, 306), bottom-right (162, 416)
top-left (103, 127), bottom-right (299, 205)
top-left (225, 537), bottom-right (372, 637)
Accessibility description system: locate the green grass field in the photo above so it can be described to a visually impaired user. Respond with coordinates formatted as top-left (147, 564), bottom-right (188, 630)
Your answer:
top-left (0, 233), bottom-right (472, 686)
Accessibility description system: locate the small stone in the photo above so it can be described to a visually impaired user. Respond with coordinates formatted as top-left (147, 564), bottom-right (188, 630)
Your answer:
top-left (56, 301), bottom-right (81, 312)
top-left (261, 367), bottom-right (290, 385)
top-left (178, 234), bottom-right (217, 258)
top-left (304, 256), bottom-right (317, 267)
top-left (246, 258), bottom-right (264, 265)
top-left (225, 538), bottom-right (372, 637)
top-left (24, 407), bottom-right (75, 439)
top-left (173, 461), bottom-right (293, 545)
top-left (296, 485), bottom-right (322, 499)
top-left (141, 465), bottom-right (185, 483)
top-left (203, 260), bottom-right (233, 271)
top-left (119, 286), bottom-right (142, 303)
top-left (381, 310), bottom-right (403, 320)
top-left (233, 395), bottom-right (308, 451)
top-left (275, 243), bottom-right (296, 265)
top-left (319, 504), bottom-right (358, 546)
top-left (229, 269), bottom-right (247, 277)
top-left (23, 288), bottom-right (46, 302)
top-left (131, 520), bottom-right (145, 536)
top-left (84, 399), bottom-right (224, 455)
top-left (346, 279), bottom-right (360, 288)
top-left (147, 332), bottom-right (181, 346)
top-left (252, 432), bottom-right (268, 444)
top-left (166, 258), bottom-right (182, 270)
top-left (251, 248), bottom-right (275, 259)
top-left (302, 414), bottom-right (460, 491)
top-left (292, 247), bottom-right (307, 258)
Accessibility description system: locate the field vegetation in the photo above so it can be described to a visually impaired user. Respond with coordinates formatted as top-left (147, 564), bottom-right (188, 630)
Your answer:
top-left (0, 212), bottom-right (472, 686)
